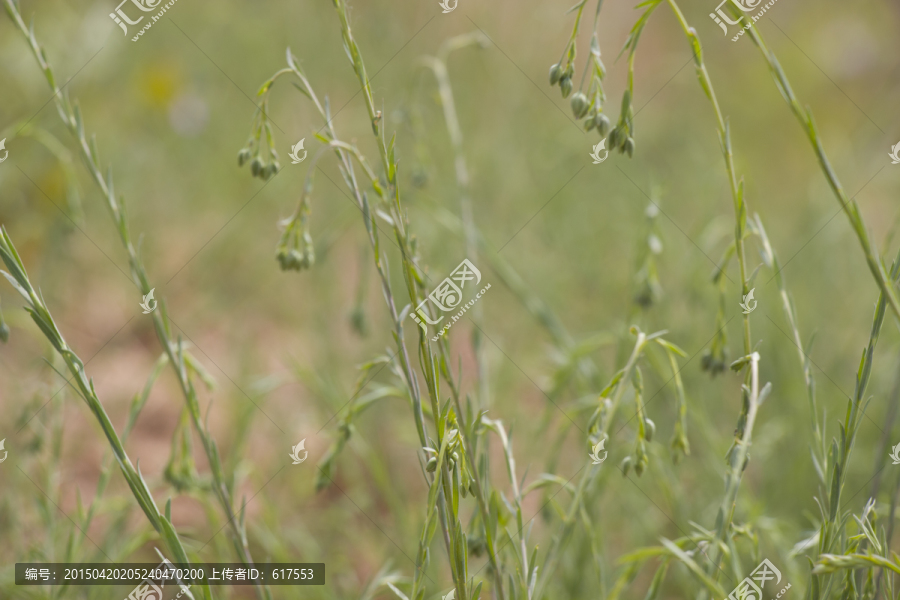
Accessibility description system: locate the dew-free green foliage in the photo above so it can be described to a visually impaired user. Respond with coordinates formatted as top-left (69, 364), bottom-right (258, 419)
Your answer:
top-left (1, 0), bottom-right (899, 599)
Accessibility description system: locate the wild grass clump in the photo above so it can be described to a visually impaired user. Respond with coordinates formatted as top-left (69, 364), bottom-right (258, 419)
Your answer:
top-left (2, 0), bottom-right (899, 599)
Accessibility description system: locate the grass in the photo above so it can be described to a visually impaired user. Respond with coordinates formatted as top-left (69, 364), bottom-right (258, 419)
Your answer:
top-left (2, 0), bottom-right (899, 599)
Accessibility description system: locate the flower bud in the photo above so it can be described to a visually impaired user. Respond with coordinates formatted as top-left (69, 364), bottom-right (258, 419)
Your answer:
top-left (644, 418), bottom-right (655, 442)
top-left (620, 456), bottom-right (632, 477)
top-left (594, 113), bottom-right (610, 136)
top-left (549, 63), bottom-right (563, 85)
top-left (584, 116), bottom-right (596, 131)
top-left (560, 77), bottom-right (572, 98)
top-left (571, 92), bottom-right (590, 119)
top-left (608, 127), bottom-right (619, 150)
top-left (250, 157), bottom-right (263, 177)
top-left (426, 457), bottom-right (438, 472)
top-left (237, 147), bottom-right (251, 166)
top-left (634, 456), bottom-right (646, 477)
top-left (625, 137), bottom-right (635, 158)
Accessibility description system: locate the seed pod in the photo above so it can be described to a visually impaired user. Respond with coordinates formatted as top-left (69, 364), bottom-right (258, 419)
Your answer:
top-left (584, 116), bottom-right (596, 131)
top-left (620, 456), bottom-right (632, 477)
top-left (426, 457), bottom-right (438, 472)
top-left (549, 63), bottom-right (563, 85)
top-left (644, 418), bottom-right (655, 442)
top-left (250, 157), bottom-right (263, 177)
top-left (570, 92), bottom-right (589, 119)
top-left (560, 77), bottom-right (573, 98)
top-left (564, 63), bottom-right (574, 78)
top-left (595, 113), bottom-right (610, 136)
top-left (634, 456), bottom-right (646, 477)
top-left (625, 137), bottom-right (635, 158)
top-left (237, 147), bottom-right (251, 166)
top-left (608, 127), bottom-right (619, 150)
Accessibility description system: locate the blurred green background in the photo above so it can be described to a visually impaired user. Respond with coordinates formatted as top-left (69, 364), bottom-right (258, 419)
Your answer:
top-left (1, 0), bottom-right (900, 598)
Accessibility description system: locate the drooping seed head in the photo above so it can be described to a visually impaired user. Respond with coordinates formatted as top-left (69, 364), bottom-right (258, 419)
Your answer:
top-left (549, 63), bottom-right (563, 85)
top-left (560, 77), bottom-right (573, 98)
top-left (570, 92), bottom-right (589, 119)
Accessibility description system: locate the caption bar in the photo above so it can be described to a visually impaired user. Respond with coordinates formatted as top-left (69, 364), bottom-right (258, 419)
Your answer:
top-left (15, 563), bottom-right (324, 586)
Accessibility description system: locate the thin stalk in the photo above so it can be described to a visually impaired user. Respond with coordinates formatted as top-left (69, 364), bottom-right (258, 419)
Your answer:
top-left (663, 1), bottom-right (758, 579)
top-left (420, 32), bottom-right (490, 407)
top-left (664, 0), bottom-right (751, 357)
top-left (437, 357), bottom-right (506, 600)
top-left (2, 4), bottom-right (270, 597)
top-left (741, 18), bottom-right (900, 322)
top-left (537, 329), bottom-right (650, 596)
top-left (0, 228), bottom-right (205, 600)
top-left (809, 247), bottom-right (900, 597)
top-left (267, 1), bottom-right (471, 594)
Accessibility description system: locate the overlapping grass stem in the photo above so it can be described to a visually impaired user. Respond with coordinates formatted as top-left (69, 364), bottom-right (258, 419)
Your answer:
top-left (3, 2), bottom-right (272, 598)
top-left (3, 0), bottom-right (899, 598)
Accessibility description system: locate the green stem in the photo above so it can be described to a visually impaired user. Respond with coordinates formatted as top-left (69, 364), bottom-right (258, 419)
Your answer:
top-left (741, 18), bottom-right (900, 323)
top-left (2, 4), bottom-right (270, 597)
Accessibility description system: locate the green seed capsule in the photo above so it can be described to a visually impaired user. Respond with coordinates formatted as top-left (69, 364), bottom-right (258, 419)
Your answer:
top-left (426, 457), bottom-right (438, 472)
top-left (549, 63), bottom-right (563, 85)
top-left (625, 137), bottom-right (635, 158)
top-left (584, 117), bottom-right (596, 131)
top-left (564, 63), bottom-right (575, 78)
top-left (570, 92), bottom-right (589, 119)
top-left (620, 456), bottom-right (632, 477)
top-left (238, 148), bottom-right (251, 166)
top-left (608, 127), bottom-right (619, 149)
top-left (595, 114), bottom-right (610, 136)
top-left (560, 77), bottom-right (572, 98)
top-left (250, 157), bottom-right (263, 177)
top-left (644, 418), bottom-right (655, 442)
